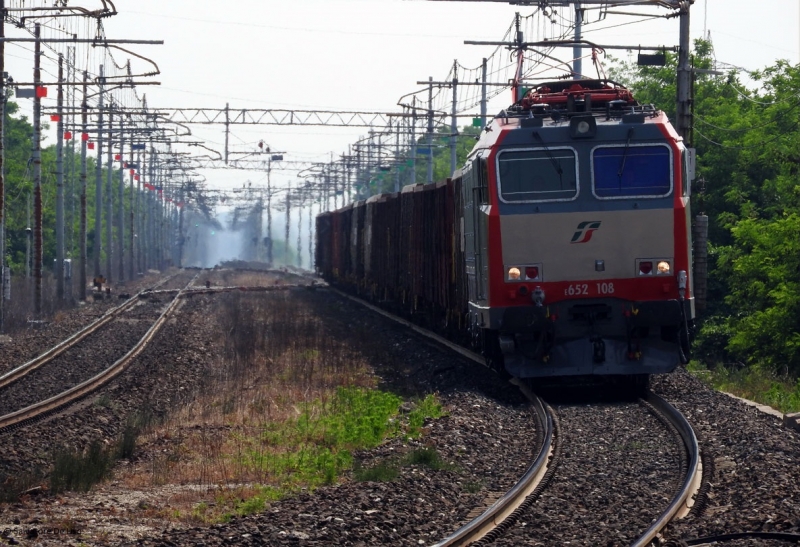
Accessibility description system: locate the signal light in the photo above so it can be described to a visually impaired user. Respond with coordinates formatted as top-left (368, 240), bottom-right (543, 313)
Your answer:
top-left (639, 261), bottom-right (653, 275)
top-left (525, 266), bottom-right (540, 280)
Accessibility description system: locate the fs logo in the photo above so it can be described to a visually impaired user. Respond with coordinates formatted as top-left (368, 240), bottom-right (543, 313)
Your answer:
top-left (570, 221), bottom-right (601, 244)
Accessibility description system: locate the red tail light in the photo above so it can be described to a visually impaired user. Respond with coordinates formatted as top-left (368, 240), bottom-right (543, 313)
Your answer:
top-left (525, 266), bottom-right (540, 280)
top-left (639, 261), bottom-right (653, 275)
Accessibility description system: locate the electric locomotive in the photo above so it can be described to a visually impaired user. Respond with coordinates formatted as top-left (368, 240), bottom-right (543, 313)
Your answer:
top-left (461, 79), bottom-right (694, 381)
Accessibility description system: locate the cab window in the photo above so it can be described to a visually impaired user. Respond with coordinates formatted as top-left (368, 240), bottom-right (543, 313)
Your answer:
top-left (592, 145), bottom-right (671, 198)
top-left (497, 148), bottom-right (578, 202)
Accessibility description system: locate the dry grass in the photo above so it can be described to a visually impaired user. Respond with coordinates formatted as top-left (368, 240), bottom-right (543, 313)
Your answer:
top-left (116, 291), bottom-right (382, 522)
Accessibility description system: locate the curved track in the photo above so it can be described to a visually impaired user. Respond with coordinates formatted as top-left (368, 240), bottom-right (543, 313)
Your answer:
top-left (330, 286), bottom-right (701, 546)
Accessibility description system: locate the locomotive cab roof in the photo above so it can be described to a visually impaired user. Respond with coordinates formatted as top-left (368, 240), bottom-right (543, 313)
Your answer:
top-left (500, 79), bottom-right (659, 122)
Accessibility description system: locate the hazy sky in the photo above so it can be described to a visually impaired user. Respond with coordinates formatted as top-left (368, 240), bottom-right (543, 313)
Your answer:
top-left (3, 0), bottom-right (799, 193)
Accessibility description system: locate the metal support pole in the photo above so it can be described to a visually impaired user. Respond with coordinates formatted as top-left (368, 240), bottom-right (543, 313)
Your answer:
top-left (93, 65), bottom-right (104, 278)
top-left (284, 182), bottom-right (291, 264)
top-left (135, 148), bottom-right (143, 276)
top-left (427, 76), bottom-right (434, 185)
top-left (394, 119), bottom-right (400, 193)
top-left (117, 117), bottom-right (125, 282)
top-left (296, 204), bottom-right (302, 269)
top-left (128, 146), bottom-right (135, 281)
top-left (266, 157), bottom-right (273, 264)
top-left (224, 102), bottom-right (230, 164)
top-left (55, 54), bottom-right (65, 299)
top-left (573, 2), bottom-right (583, 79)
top-left (79, 71), bottom-right (88, 301)
top-left (480, 58), bottom-right (487, 129)
top-left (32, 24), bottom-right (42, 316)
top-left (450, 61), bottom-right (458, 176)
top-left (308, 199), bottom-right (313, 269)
top-left (147, 144), bottom-right (155, 269)
top-left (0, 0), bottom-right (6, 329)
top-left (410, 102), bottom-right (417, 185)
top-left (105, 109), bottom-right (113, 282)
top-left (25, 194), bottom-right (30, 280)
top-left (676, 3), bottom-right (692, 144)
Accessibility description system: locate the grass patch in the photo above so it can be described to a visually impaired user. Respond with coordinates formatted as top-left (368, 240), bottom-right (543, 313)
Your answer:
top-left (353, 461), bottom-right (401, 482)
top-left (50, 442), bottom-right (115, 494)
top-left (49, 418), bottom-right (146, 494)
top-left (688, 360), bottom-right (800, 413)
top-left (354, 447), bottom-right (452, 483)
top-left (237, 387), bottom-right (423, 490)
top-left (462, 480), bottom-right (484, 494)
top-left (404, 447), bottom-right (449, 470)
top-left (406, 395), bottom-right (445, 437)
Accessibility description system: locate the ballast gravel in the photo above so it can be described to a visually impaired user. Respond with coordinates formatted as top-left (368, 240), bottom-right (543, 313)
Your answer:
top-left (1, 285), bottom-right (800, 546)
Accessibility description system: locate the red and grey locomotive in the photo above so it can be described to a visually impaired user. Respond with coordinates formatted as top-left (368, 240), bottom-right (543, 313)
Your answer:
top-left (316, 79), bottom-right (695, 383)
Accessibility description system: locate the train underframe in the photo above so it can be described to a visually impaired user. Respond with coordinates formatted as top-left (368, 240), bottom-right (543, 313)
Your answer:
top-left (474, 297), bottom-right (693, 381)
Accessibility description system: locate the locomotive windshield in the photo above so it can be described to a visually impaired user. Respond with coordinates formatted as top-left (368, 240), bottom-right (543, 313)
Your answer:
top-left (497, 148), bottom-right (578, 202)
top-left (592, 145), bottom-right (672, 198)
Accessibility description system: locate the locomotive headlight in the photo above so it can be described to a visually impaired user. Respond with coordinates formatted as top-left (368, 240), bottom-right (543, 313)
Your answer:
top-left (657, 261), bottom-right (671, 274)
top-left (508, 267), bottom-right (522, 281)
top-left (569, 115), bottom-right (597, 139)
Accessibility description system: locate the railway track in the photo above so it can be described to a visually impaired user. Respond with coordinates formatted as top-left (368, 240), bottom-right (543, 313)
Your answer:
top-left (0, 272), bottom-right (181, 392)
top-left (332, 287), bottom-right (701, 546)
top-left (0, 273), bottom-right (197, 434)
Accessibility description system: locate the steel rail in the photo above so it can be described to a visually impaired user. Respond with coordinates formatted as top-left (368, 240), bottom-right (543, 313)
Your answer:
top-left (328, 286), bottom-right (701, 545)
top-left (328, 287), bottom-right (557, 546)
top-left (0, 273), bottom-right (179, 391)
top-left (0, 277), bottom-right (196, 432)
top-left (144, 284), bottom-right (311, 297)
top-left (631, 392), bottom-right (700, 547)
top-left (432, 382), bottom-right (554, 546)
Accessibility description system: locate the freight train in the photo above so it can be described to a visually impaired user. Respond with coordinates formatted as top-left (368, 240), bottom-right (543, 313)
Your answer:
top-left (316, 79), bottom-right (695, 386)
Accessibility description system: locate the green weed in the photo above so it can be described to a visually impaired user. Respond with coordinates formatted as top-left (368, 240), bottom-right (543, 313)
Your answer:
top-left (353, 461), bottom-right (400, 482)
top-left (689, 360), bottom-right (800, 413)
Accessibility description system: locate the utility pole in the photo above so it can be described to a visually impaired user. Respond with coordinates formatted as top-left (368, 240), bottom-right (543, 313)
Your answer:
top-left (105, 109), bottom-right (114, 282)
top-left (56, 54), bottom-right (65, 300)
top-left (426, 76), bottom-right (434, 185)
top-left (128, 145), bottom-right (136, 281)
top-left (25, 195), bottom-right (30, 280)
top-left (224, 102), bottom-right (230, 164)
top-left (676, 1), bottom-right (692, 144)
top-left (296, 204), bottom-right (302, 269)
top-left (266, 156), bottom-right (273, 264)
top-left (94, 64), bottom-right (104, 278)
top-left (450, 60), bottom-right (458, 176)
top-left (409, 102), bottom-right (417, 185)
top-left (0, 0), bottom-right (6, 330)
top-left (284, 181), bottom-right (291, 264)
top-left (394, 119), bottom-right (401, 192)
top-left (147, 142), bottom-right (155, 269)
top-left (480, 58), bottom-right (487, 129)
top-left (79, 71), bottom-right (88, 301)
top-left (117, 116), bottom-right (125, 282)
top-left (573, 2), bottom-right (583, 79)
top-left (32, 24), bottom-right (42, 316)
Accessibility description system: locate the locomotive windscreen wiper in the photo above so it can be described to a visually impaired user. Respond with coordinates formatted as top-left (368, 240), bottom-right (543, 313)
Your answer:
top-left (617, 128), bottom-right (635, 185)
top-left (533, 131), bottom-right (564, 187)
